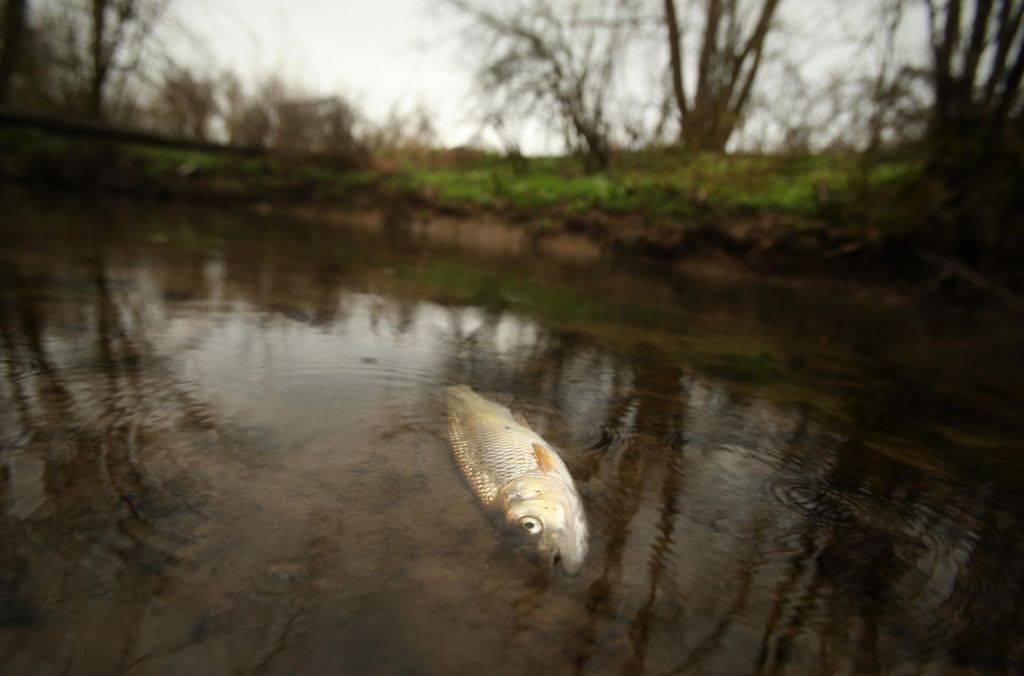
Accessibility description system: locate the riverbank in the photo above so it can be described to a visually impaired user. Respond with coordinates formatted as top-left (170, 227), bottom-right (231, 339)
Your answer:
top-left (2, 121), bottom-right (1020, 308)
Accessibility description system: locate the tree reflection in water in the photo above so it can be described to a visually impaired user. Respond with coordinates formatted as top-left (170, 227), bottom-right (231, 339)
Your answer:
top-left (1, 193), bottom-right (1022, 674)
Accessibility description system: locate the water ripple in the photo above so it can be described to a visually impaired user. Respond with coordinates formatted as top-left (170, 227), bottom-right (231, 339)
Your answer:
top-left (768, 477), bottom-right (878, 530)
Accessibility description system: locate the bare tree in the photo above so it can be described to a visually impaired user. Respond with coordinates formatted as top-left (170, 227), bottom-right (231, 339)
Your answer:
top-left (663, 0), bottom-right (783, 152)
top-left (367, 103), bottom-right (436, 149)
top-left (914, 0), bottom-right (1024, 269)
top-left (85, 0), bottom-right (167, 119)
top-left (0, 0), bottom-right (29, 105)
top-left (5, 0), bottom-right (167, 119)
top-left (4, 2), bottom-right (83, 113)
top-left (275, 96), bottom-right (362, 155)
top-left (451, 0), bottom-right (637, 170)
top-left (149, 65), bottom-right (217, 139)
top-left (221, 73), bottom-right (274, 147)
top-left (925, 0), bottom-right (1024, 157)
top-left (217, 72), bottom-right (366, 159)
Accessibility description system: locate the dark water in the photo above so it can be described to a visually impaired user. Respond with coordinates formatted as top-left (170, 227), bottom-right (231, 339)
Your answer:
top-left (2, 191), bottom-right (1023, 675)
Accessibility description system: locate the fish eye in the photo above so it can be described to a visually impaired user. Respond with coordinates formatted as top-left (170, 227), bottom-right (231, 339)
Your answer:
top-left (520, 518), bottom-right (542, 534)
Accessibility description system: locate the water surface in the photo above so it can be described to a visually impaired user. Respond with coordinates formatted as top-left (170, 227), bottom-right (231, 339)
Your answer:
top-left (2, 191), bottom-right (1023, 674)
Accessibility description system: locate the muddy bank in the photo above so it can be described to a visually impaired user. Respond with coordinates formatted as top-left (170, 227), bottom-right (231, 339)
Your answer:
top-left (277, 201), bottom-right (1021, 312)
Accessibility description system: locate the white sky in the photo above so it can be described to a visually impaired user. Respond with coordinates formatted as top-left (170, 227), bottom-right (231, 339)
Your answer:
top-left (162, 0), bottom-right (930, 153)
top-left (166, 0), bottom-right (486, 146)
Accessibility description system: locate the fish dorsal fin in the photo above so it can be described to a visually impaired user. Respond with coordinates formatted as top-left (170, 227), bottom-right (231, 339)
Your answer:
top-left (532, 443), bottom-right (557, 472)
top-left (513, 411), bottom-right (532, 430)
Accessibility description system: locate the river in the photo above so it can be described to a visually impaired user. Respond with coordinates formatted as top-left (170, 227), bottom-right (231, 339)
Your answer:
top-left (1, 190), bottom-right (1022, 674)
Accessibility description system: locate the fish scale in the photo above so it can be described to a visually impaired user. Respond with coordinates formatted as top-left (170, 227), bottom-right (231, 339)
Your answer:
top-left (446, 385), bottom-right (588, 574)
top-left (445, 385), bottom-right (571, 506)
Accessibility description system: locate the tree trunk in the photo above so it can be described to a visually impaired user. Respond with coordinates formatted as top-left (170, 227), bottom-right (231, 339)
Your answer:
top-left (663, 0), bottom-right (687, 141)
top-left (930, 0), bottom-right (962, 128)
top-left (89, 0), bottom-right (109, 119)
top-left (572, 115), bottom-right (610, 171)
top-left (663, 0), bottom-right (781, 153)
top-left (0, 0), bottom-right (28, 106)
top-left (919, 0), bottom-right (1024, 270)
top-left (681, 111), bottom-right (730, 152)
top-left (926, 0), bottom-right (1024, 165)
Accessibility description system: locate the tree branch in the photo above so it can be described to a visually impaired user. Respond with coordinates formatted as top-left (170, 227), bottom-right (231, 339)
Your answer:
top-left (663, 0), bottom-right (688, 137)
top-left (988, 19), bottom-right (1024, 133)
top-left (727, 0), bottom-right (780, 116)
top-left (961, 0), bottom-right (994, 98)
top-left (695, 0), bottom-right (722, 116)
top-left (933, 0), bottom-right (962, 122)
top-left (982, 0), bottom-right (1024, 106)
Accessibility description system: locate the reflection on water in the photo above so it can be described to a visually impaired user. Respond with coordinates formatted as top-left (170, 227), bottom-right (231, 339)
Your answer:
top-left (1, 191), bottom-right (1023, 674)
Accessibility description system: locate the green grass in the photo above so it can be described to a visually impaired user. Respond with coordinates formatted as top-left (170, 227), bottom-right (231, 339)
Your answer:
top-left (1, 126), bottom-right (922, 228)
top-left (388, 150), bottom-right (921, 224)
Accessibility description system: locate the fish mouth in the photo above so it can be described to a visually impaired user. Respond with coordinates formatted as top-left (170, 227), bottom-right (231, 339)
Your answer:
top-left (525, 531), bottom-right (583, 575)
top-left (534, 516), bottom-right (587, 575)
top-left (546, 536), bottom-right (585, 575)
top-left (554, 549), bottom-right (584, 575)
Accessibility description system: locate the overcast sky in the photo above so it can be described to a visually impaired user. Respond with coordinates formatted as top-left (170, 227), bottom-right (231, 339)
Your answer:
top-left (166, 0), bottom-right (487, 146)
top-left (162, 0), bottom-right (929, 153)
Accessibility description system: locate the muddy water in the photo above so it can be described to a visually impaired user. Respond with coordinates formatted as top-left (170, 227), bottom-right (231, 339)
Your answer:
top-left (1, 191), bottom-right (1023, 675)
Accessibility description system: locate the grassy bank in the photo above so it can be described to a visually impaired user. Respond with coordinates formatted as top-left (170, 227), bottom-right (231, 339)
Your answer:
top-left (1, 125), bottom-right (919, 222)
top-left (0, 126), bottom-right (378, 200)
top-left (2, 122), bottom-right (964, 291)
top-left (393, 151), bottom-right (919, 223)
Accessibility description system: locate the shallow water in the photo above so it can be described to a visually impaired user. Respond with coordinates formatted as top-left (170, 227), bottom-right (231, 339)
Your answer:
top-left (1, 191), bottom-right (1023, 675)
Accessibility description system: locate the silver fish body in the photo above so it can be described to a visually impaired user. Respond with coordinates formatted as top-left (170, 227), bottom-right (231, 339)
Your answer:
top-left (445, 385), bottom-right (588, 574)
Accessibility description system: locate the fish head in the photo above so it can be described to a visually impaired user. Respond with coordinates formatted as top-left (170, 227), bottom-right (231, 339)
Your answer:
top-left (502, 473), bottom-right (588, 575)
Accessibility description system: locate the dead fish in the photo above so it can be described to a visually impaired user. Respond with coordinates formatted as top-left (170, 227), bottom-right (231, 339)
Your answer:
top-left (445, 385), bottom-right (588, 574)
